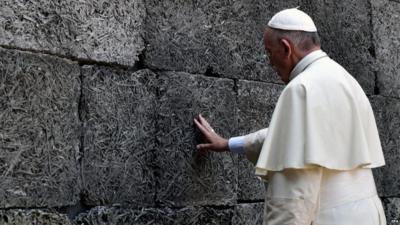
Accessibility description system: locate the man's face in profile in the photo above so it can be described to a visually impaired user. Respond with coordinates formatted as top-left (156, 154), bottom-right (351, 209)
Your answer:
top-left (263, 28), bottom-right (292, 83)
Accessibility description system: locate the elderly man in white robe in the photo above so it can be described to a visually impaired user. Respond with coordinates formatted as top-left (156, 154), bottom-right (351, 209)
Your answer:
top-left (194, 8), bottom-right (386, 225)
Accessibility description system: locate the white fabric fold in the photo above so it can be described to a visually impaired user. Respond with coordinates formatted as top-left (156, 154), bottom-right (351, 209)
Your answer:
top-left (264, 168), bottom-right (386, 225)
top-left (255, 50), bottom-right (385, 176)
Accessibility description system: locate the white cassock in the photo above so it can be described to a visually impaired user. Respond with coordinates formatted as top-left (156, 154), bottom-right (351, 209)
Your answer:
top-left (231, 50), bottom-right (387, 225)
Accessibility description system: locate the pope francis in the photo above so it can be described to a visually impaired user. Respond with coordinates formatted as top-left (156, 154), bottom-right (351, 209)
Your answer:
top-left (194, 8), bottom-right (387, 225)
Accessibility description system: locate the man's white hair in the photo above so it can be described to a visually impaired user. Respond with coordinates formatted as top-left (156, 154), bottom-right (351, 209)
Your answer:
top-left (268, 27), bottom-right (321, 51)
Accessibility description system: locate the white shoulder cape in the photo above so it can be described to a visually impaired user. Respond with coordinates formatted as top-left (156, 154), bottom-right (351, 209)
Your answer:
top-left (255, 50), bottom-right (385, 176)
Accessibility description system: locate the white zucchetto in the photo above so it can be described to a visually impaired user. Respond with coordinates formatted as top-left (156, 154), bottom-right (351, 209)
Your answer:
top-left (268, 8), bottom-right (317, 32)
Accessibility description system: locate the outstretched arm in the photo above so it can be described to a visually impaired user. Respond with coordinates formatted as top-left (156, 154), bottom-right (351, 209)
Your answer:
top-left (242, 128), bottom-right (268, 164)
top-left (194, 114), bottom-right (269, 162)
top-left (193, 114), bottom-right (229, 152)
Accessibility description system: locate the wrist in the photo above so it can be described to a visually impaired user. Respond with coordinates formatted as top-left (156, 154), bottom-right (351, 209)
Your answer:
top-left (222, 139), bottom-right (229, 152)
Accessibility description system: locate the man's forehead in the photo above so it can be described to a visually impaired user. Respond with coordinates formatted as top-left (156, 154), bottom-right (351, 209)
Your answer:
top-left (263, 28), bottom-right (271, 49)
top-left (263, 28), bottom-right (274, 44)
top-left (263, 27), bottom-right (272, 39)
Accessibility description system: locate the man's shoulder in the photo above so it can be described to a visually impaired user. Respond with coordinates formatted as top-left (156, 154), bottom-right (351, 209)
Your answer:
top-left (281, 78), bottom-right (307, 98)
top-left (304, 57), bottom-right (347, 77)
top-left (294, 57), bottom-right (354, 87)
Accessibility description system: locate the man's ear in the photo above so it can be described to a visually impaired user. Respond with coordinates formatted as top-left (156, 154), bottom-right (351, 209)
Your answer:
top-left (280, 38), bottom-right (292, 58)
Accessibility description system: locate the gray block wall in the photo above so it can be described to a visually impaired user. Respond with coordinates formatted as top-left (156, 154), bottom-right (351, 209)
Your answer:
top-left (0, 0), bottom-right (399, 224)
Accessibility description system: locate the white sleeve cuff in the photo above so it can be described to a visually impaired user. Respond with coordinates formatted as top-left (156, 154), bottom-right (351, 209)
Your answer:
top-left (228, 136), bottom-right (245, 154)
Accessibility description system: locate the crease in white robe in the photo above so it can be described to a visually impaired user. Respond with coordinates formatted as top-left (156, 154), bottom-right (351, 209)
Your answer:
top-left (262, 167), bottom-right (386, 225)
top-left (254, 50), bottom-right (385, 176)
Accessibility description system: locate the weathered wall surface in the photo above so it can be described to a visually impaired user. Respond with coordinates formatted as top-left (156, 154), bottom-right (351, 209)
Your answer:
top-left (0, 0), bottom-right (399, 224)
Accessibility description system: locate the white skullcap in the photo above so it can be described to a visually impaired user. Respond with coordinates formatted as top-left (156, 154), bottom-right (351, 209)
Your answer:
top-left (268, 8), bottom-right (317, 32)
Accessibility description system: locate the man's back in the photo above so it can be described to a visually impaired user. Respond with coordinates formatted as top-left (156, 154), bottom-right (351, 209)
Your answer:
top-left (255, 51), bottom-right (384, 175)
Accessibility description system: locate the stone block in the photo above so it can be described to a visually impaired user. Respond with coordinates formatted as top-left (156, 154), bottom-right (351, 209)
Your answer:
top-left (300, 0), bottom-right (375, 94)
top-left (156, 72), bottom-right (237, 206)
top-left (383, 198), bottom-right (400, 225)
top-left (74, 206), bottom-right (161, 225)
top-left (74, 206), bottom-right (233, 225)
top-left (0, 48), bottom-right (80, 207)
top-left (81, 67), bottom-right (157, 207)
top-left (163, 206), bottom-right (233, 225)
top-left (237, 80), bottom-right (283, 134)
top-left (370, 96), bottom-right (400, 197)
top-left (232, 203), bottom-right (264, 225)
top-left (236, 80), bottom-right (283, 201)
top-left (0, 209), bottom-right (71, 225)
top-left (372, 0), bottom-right (400, 98)
top-left (144, 0), bottom-right (299, 82)
top-left (0, 0), bottom-right (145, 66)
top-left (237, 154), bottom-right (266, 201)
